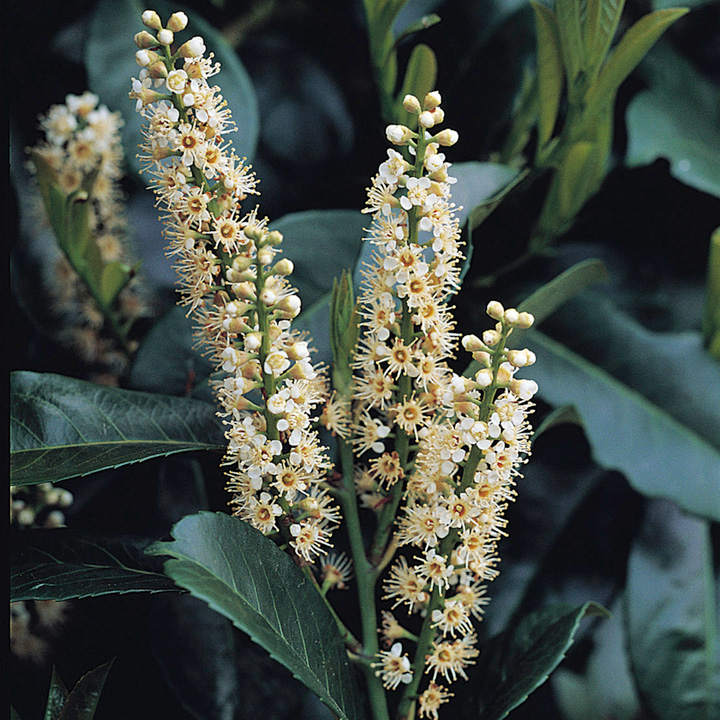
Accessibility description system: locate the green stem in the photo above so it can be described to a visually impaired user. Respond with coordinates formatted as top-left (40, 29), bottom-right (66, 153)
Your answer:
top-left (338, 438), bottom-right (390, 720)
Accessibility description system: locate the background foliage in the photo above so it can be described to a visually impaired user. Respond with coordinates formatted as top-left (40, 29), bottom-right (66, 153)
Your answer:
top-left (9, 0), bottom-right (720, 718)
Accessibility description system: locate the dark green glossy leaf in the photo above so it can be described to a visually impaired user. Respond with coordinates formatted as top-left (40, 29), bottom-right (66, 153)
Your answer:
top-left (10, 371), bottom-right (224, 486)
top-left (129, 305), bottom-right (215, 403)
top-left (451, 162), bottom-right (521, 230)
top-left (11, 528), bottom-right (178, 601)
top-left (625, 500), bottom-right (720, 720)
top-left (526, 294), bottom-right (720, 520)
top-left (532, 404), bottom-right (582, 441)
top-left (271, 210), bottom-right (367, 311)
top-left (147, 512), bottom-right (364, 720)
top-left (44, 667), bottom-right (69, 720)
top-left (468, 602), bottom-right (608, 719)
top-left (86, 0), bottom-right (258, 176)
top-left (626, 45), bottom-right (720, 198)
top-left (518, 258), bottom-right (609, 323)
top-left (58, 659), bottom-right (114, 720)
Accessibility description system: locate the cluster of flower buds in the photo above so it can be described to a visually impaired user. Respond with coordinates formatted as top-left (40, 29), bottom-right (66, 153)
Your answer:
top-left (28, 93), bottom-right (146, 378)
top-left (10, 483), bottom-right (73, 529)
top-left (131, 10), bottom-right (340, 563)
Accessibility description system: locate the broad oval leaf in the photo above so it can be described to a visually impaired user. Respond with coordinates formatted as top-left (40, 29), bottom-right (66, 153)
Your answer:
top-left (147, 512), bottom-right (364, 720)
top-left (526, 303), bottom-right (720, 520)
top-left (626, 45), bottom-right (720, 199)
top-left (463, 602), bottom-right (609, 719)
top-left (625, 500), bottom-right (720, 720)
top-left (271, 210), bottom-right (367, 310)
top-left (10, 371), bottom-right (224, 486)
top-left (44, 667), bottom-right (69, 720)
top-left (86, 0), bottom-right (259, 176)
top-left (129, 305), bottom-right (215, 402)
top-left (11, 529), bottom-right (178, 601)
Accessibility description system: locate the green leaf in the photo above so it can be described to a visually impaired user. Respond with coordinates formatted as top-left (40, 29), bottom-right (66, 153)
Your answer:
top-left (65, 195), bottom-right (93, 268)
top-left (86, 0), bottom-right (258, 177)
top-left (556, 0), bottom-right (586, 89)
top-left (518, 258), bottom-right (609, 324)
top-left (10, 371), bottom-right (224, 486)
top-left (58, 659), bottom-right (114, 720)
top-left (393, 13), bottom-right (441, 47)
top-left (296, 294), bottom-right (333, 369)
top-left (147, 512), bottom-right (364, 720)
top-left (469, 602), bottom-right (609, 719)
top-left (704, 229), bottom-right (720, 350)
top-left (558, 141), bottom-right (596, 218)
top-left (525, 309), bottom-right (720, 520)
top-left (129, 305), bottom-right (215, 403)
top-left (449, 162), bottom-right (521, 230)
top-left (584, 8), bottom-right (689, 117)
top-left (531, 2), bottom-right (564, 147)
top-left (11, 529), bottom-right (179, 601)
top-left (626, 45), bottom-right (720, 198)
top-left (394, 43), bottom-right (437, 126)
top-left (532, 404), bottom-right (582, 441)
top-left (99, 261), bottom-right (132, 307)
top-left (553, 595), bottom-right (640, 720)
top-left (625, 500), bottom-right (720, 720)
top-left (271, 210), bottom-right (367, 310)
top-left (583, 0), bottom-right (625, 77)
top-left (44, 667), bottom-right (69, 720)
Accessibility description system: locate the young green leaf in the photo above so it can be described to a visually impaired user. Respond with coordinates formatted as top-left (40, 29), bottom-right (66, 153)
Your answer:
top-left (44, 667), bottom-right (69, 720)
top-left (518, 257), bottom-right (609, 324)
top-left (394, 43), bottom-right (437, 126)
top-left (11, 529), bottom-right (179, 601)
top-left (531, 2), bottom-right (564, 147)
top-left (466, 602), bottom-right (608, 719)
top-left (99, 261), bottom-right (132, 307)
top-left (532, 404), bottom-right (583, 441)
top-left (557, 141), bottom-right (596, 218)
top-left (556, 0), bottom-right (586, 92)
top-left (147, 512), bottom-right (364, 720)
top-left (584, 8), bottom-right (689, 118)
top-left (583, 0), bottom-right (625, 78)
top-left (704, 229), bottom-right (720, 353)
top-left (625, 501), bottom-right (720, 720)
top-left (58, 659), bottom-right (114, 720)
top-left (10, 371), bottom-right (224, 486)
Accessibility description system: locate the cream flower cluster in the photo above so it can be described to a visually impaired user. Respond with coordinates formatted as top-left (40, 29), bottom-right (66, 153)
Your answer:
top-left (130, 9), bottom-right (338, 562)
top-left (29, 93), bottom-right (145, 376)
top-left (353, 94), bottom-right (538, 713)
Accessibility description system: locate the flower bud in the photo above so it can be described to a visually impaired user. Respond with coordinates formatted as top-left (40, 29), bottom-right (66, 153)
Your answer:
top-left (507, 350), bottom-right (527, 367)
top-left (516, 312), bottom-right (535, 329)
top-left (233, 282), bottom-right (255, 300)
top-left (524, 350), bottom-right (537, 366)
top-left (482, 329), bottom-right (500, 347)
top-left (245, 332), bottom-right (262, 352)
top-left (259, 288), bottom-right (277, 306)
top-left (474, 369), bottom-right (493, 388)
top-left (232, 255), bottom-right (253, 272)
top-left (496, 362), bottom-right (513, 386)
top-left (157, 28), bottom-right (174, 45)
top-left (178, 36), bottom-right (206, 58)
top-left (271, 258), bottom-right (293, 276)
top-left (486, 300), bottom-right (504, 320)
top-left (423, 91), bottom-right (442, 109)
top-left (402, 94), bottom-right (421, 114)
top-left (167, 11), bottom-right (188, 31)
top-left (472, 350), bottom-right (491, 367)
top-left (503, 308), bottom-right (519, 325)
top-left (277, 295), bottom-right (301, 317)
top-left (510, 378), bottom-right (539, 400)
top-left (461, 334), bottom-right (483, 352)
top-left (134, 30), bottom-right (158, 48)
top-left (434, 129), bottom-right (459, 146)
top-left (266, 230), bottom-right (283, 246)
top-left (288, 341), bottom-right (309, 360)
top-left (142, 10), bottom-right (162, 30)
top-left (257, 247), bottom-right (274, 266)
top-left (386, 124), bottom-right (414, 145)
top-left (135, 49), bottom-right (152, 66)
top-left (45, 511), bottom-right (65, 528)
top-left (432, 107), bottom-right (445, 124)
top-left (149, 61), bottom-right (168, 78)
top-left (419, 111), bottom-right (436, 128)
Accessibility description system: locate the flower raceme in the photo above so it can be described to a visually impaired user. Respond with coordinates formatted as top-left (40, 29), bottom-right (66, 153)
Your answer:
top-left (130, 10), bottom-right (339, 562)
top-left (350, 92), bottom-right (538, 713)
